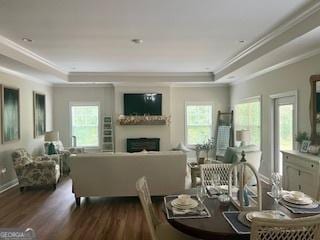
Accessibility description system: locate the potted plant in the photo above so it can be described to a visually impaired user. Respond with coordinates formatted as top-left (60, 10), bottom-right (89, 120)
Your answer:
top-left (201, 138), bottom-right (216, 163)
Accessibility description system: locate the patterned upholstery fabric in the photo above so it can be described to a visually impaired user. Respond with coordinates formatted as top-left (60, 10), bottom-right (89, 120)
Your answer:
top-left (12, 148), bottom-right (60, 188)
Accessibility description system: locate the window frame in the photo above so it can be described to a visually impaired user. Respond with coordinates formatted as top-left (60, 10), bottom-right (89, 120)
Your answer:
top-left (184, 101), bottom-right (214, 147)
top-left (233, 96), bottom-right (262, 149)
top-left (69, 101), bottom-right (101, 149)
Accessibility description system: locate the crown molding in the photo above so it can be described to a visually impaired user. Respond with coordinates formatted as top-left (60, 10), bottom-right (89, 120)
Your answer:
top-left (0, 65), bottom-right (53, 86)
top-left (170, 82), bottom-right (229, 88)
top-left (214, 1), bottom-right (320, 76)
top-left (53, 83), bottom-right (113, 88)
top-left (231, 47), bottom-right (320, 86)
top-left (68, 71), bottom-right (212, 77)
top-left (0, 35), bottom-right (68, 80)
top-left (68, 71), bottom-right (214, 83)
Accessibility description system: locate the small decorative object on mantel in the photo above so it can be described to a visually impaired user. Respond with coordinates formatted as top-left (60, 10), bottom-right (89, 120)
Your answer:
top-left (118, 115), bottom-right (171, 125)
top-left (228, 151), bottom-right (262, 211)
top-left (301, 140), bottom-right (311, 153)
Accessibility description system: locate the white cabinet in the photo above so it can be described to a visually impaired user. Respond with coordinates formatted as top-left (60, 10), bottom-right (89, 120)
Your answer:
top-left (282, 150), bottom-right (320, 200)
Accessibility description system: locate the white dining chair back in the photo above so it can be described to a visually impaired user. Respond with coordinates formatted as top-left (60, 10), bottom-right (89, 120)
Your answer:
top-left (250, 214), bottom-right (320, 240)
top-left (200, 163), bottom-right (233, 187)
top-left (136, 176), bottom-right (161, 240)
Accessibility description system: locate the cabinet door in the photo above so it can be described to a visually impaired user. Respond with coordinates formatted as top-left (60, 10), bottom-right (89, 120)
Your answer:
top-left (300, 170), bottom-right (316, 198)
top-left (285, 165), bottom-right (300, 191)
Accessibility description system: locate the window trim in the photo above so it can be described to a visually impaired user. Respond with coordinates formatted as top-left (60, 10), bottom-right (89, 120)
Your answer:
top-left (233, 95), bottom-right (262, 149)
top-left (184, 101), bottom-right (214, 147)
top-left (69, 101), bottom-right (101, 149)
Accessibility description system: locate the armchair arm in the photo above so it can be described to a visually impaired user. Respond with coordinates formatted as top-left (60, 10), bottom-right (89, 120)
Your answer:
top-left (17, 161), bottom-right (58, 185)
top-left (65, 147), bottom-right (85, 154)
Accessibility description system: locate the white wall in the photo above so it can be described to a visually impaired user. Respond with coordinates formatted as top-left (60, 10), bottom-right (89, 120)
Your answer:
top-left (0, 72), bottom-right (53, 190)
top-left (53, 85), bottom-right (114, 147)
top-left (114, 85), bottom-right (172, 152)
top-left (230, 53), bottom-right (320, 178)
top-left (171, 86), bottom-right (230, 146)
top-left (53, 84), bottom-right (230, 154)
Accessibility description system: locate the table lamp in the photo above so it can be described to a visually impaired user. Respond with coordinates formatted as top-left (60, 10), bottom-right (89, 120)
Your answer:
top-left (45, 131), bottom-right (59, 155)
top-left (236, 130), bottom-right (250, 147)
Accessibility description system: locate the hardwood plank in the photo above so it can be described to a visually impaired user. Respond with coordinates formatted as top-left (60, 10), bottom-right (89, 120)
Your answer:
top-left (0, 177), bottom-right (164, 240)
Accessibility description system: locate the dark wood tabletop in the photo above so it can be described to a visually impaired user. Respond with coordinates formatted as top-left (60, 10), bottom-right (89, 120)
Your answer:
top-left (165, 185), bottom-right (316, 240)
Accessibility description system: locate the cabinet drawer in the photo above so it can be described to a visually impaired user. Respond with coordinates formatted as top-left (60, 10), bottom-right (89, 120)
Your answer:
top-left (283, 154), bottom-right (319, 171)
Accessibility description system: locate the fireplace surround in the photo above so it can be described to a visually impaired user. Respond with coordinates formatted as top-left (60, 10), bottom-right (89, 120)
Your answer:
top-left (127, 138), bottom-right (160, 152)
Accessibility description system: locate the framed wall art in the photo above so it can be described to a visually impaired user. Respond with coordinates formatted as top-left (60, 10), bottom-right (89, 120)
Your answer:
top-left (33, 91), bottom-right (46, 138)
top-left (1, 85), bottom-right (20, 143)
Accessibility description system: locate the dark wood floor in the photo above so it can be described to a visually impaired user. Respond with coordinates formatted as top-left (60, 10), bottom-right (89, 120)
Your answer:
top-left (0, 177), bottom-right (165, 240)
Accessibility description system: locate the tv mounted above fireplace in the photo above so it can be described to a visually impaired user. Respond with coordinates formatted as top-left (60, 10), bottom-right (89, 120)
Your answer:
top-left (124, 93), bottom-right (162, 116)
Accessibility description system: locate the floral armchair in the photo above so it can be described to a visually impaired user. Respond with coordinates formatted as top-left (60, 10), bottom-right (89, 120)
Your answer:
top-left (12, 148), bottom-right (60, 191)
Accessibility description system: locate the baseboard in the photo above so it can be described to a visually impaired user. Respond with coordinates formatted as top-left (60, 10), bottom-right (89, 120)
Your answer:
top-left (259, 173), bottom-right (271, 184)
top-left (0, 178), bottom-right (18, 194)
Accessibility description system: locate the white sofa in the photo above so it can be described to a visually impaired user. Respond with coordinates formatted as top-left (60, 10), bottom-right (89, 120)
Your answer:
top-left (69, 151), bottom-right (187, 205)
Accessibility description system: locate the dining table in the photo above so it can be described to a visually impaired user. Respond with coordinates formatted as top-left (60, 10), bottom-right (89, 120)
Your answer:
top-left (164, 185), bottom-right (317, 240)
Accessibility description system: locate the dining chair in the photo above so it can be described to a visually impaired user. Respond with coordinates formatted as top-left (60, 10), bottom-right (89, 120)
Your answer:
top-left (136, 177), bottom-right (197, 240)
top-left (200, 163), bottom-right (234, 187)
top-left (250, 214), bottom-right (320, 240)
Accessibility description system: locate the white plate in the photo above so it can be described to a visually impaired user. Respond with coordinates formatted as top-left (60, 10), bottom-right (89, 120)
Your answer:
top-left (283, 194), bottom-right (313, 205)
top-left (171, 198), bottom-right (198, 210)
top-left (246, 211), bottom-right (290, 222)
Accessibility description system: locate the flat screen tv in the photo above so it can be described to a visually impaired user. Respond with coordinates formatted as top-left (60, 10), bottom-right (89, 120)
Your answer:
top-left (124, 93), bottom-right (162, 115)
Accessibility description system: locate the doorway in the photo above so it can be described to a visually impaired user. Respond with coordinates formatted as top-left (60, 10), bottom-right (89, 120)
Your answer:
top-left (272, 93), bottom-right (297, 174)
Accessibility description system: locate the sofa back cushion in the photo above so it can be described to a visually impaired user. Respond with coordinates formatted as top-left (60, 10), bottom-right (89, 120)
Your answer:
top-left (70, 151), bottom-right (187, 197)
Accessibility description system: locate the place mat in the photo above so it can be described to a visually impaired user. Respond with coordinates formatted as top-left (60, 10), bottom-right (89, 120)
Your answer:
top-left (279, 201), bottom-right (320, 214)
top-left (207, 185), bottom-right (256, 198)
top-left (223, 211), bottom-right (250, 234)
top-left (267, 192), bottom-right (320, 214)
top-left (206, 186), bottom-right (220, 198)
top-left (164, 195), bottom-right (211, 219)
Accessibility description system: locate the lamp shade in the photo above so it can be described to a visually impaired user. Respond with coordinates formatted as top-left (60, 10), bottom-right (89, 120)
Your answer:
top-left (44, 131), bottom-right (59, 142)
top-left (236, 130), bottom-right (250, 143)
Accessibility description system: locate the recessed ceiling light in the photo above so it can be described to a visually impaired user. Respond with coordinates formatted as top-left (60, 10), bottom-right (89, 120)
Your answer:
top-left (22, 38), bottom-right (32, 42)
top-left (131, 39), bottom-right (143, 44)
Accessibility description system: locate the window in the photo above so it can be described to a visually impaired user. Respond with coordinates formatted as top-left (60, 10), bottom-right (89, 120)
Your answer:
top-left (70, 103), bottom-right (100, 147)
top-left (185, 103), bottom-right (213, 145)
top-left (234, 98), bottom-right (261, 147)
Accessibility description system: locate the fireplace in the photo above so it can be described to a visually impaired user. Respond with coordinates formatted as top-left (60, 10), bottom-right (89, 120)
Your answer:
top-left (127, 138), bottom-right (160, 153)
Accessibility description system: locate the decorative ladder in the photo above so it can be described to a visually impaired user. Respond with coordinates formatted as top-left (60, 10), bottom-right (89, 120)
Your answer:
top-left (214, 110), bottom-right (234, 159)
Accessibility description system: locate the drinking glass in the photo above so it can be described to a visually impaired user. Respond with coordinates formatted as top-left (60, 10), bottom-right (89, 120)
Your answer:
top-left (271, 172), bottom-right (282, 188)
top-left (197, 185), bottom-right (206, 204)
top-left (271, 184), bottom-right (282, 217)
